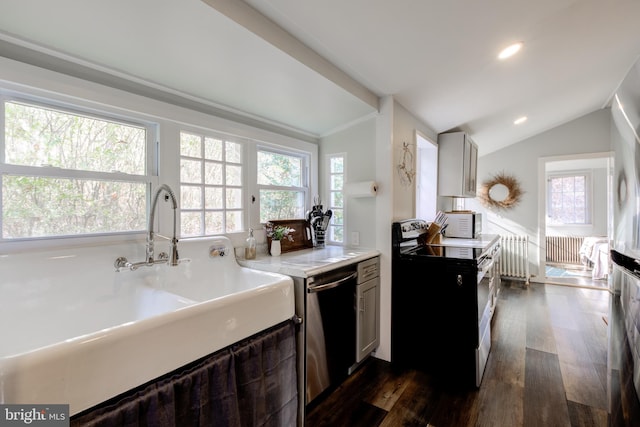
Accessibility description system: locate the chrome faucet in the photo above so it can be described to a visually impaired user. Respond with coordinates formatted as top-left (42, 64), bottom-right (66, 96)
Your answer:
top-left (114, 184), bottom-right (180, 271)
top-left (147, 184), bottom-right (179, 266)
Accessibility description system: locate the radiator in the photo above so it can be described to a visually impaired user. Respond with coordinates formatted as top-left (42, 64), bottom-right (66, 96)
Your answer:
top-left (545, 236), bottom-right (584, 265)
top-left (500, 235), bottom-right (530, 283)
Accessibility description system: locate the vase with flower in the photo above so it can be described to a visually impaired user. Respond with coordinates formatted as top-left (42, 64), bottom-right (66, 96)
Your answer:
top-left (265, 222), bottom-right (295, 256)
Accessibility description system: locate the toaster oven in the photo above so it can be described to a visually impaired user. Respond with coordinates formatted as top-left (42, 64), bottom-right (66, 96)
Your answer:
top-left (444, 212), bottom-right (482, 238)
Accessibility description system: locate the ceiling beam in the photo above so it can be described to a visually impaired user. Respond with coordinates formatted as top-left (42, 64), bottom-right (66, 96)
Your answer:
top-left (201, 0), bottom-right (379, 111)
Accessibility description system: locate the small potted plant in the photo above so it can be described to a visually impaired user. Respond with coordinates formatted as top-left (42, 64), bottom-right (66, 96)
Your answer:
top-left (265, 222), bottom-right (295, 256)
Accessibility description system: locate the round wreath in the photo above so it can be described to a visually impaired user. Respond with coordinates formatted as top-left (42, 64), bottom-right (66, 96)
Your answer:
top-left (478, 172), bottom-right (523, 210)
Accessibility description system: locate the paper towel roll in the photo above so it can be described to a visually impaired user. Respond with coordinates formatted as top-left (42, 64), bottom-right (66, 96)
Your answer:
top-left (345, 181), bottom-right (378, 197)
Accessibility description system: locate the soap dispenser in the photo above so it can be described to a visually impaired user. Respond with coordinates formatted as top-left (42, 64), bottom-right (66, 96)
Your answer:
top-left (245, 228), bottom-right (256, 259)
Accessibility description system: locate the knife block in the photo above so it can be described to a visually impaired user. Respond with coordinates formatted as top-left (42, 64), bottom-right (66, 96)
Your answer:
top-left (418, 222), bottom-right (442, 245)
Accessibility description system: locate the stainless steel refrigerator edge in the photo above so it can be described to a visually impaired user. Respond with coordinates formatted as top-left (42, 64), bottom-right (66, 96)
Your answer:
top-left (609, 56), bottom-right (640, 420)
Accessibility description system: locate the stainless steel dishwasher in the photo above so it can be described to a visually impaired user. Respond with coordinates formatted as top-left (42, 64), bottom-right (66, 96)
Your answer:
top-left (305, 264), bottom-right (358, 404)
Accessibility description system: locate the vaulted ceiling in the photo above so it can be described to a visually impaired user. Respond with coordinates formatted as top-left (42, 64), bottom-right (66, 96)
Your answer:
top-left (1, 0), bottom-right (640, 154)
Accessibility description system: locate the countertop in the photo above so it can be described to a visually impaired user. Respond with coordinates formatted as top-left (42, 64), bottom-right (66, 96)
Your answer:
top-left (237, 245), bottom-right (380, 278)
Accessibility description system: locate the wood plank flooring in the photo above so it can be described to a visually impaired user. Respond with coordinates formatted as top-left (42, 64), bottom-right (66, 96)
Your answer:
top-left (306, 280), bottom-right (628, 426)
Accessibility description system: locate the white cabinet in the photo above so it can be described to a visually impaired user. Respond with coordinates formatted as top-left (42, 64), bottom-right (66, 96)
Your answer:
top-left (356, 277), bottom-right (379, 362)
top-left (356, 258), bottom-right (379, 363)
top-left (437, 131), bottom-right (478, 197)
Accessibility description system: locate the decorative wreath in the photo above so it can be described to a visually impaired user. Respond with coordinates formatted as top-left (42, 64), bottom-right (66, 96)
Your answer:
top-left (478, 171), bottom-right (523, 210)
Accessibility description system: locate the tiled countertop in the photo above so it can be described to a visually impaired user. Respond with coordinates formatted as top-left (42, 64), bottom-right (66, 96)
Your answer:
top-left (237, 245), bottom-right (380, 278)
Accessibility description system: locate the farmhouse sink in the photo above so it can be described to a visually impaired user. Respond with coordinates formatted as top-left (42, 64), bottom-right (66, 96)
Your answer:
top-left (0, 237), bottom-right (294, 416)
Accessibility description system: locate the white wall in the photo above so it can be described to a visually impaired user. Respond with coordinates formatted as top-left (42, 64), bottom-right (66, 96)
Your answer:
top-left (319, 116), bottom-right (377, 248)
top-left (364, 99), bottom-right (437, 362)
top-left (373, 96), bottom-right (394, 361)
top-left (467, 108), bottom-right (612, 280)
top-left (392, 101), bottom-right (438, 220)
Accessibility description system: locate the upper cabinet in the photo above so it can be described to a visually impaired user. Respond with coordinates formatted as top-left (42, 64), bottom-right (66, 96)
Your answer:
top-left (437, 131), bottom-right (478, 197)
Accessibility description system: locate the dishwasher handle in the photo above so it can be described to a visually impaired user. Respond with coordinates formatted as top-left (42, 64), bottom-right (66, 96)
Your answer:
top-left (307, 271), bottom-right (358, 293)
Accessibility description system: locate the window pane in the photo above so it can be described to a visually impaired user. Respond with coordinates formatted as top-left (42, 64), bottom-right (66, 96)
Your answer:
top-left (259, 189), bottom-right (304, 222)
top-left (180, 132), bottom-right (201, 158)
top-left (330, 225), bottom-right (344, 243)
top-left (225, 211), bottom-right (243, 233)
top-left (5, 101), bottom-right (146, 174)
top-left (181, 186), bottom-right (202, 209)
top-left (330, 157), bottom-right (343, 173)
top-left (226, 188), bottom-right (242, 209)
top-left (562, 193), bottom-right (575, 210)
top-left (226, 141), bottom-right (242, 163)
top-left (332, 208), bottom-right (344, 226)
top-left (226, 164), bottom-right (242, 186)
top-left (204, 137), bottom-right (222, 161)
top-left (181, 212), bottom-right (202, 237)
top-left (257, 151), bottom-right (302, 186)
top-left (204, 162), bottom-right (223, 185)
top-left (2, 176), bottom-right (145, 238)
top-left (205, 187), bottom-right (223, 209)
top-left (331, 191), bottom-right (343, 208)
top-left (331, 174), bottom-right (344, 191)
top-left (205, 212), bottom-right (223, 234)
top-left (548, 174), bottom-right (589, 225)
top-left (180, 159), bottom-right (202, 184)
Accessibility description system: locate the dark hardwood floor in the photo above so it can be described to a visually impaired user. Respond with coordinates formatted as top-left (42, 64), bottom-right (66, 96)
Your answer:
top-left (306, 280), bottom-right (638, 426)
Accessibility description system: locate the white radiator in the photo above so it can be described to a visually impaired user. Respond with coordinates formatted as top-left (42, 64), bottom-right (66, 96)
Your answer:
top-left (545, 236), bottom-right (584, 265)
top-left (500, 235), bottom-right (530, 283)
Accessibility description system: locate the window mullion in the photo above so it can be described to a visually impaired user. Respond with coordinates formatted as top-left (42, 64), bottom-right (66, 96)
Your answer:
top-left (0, 164), bottom-right (150, 183)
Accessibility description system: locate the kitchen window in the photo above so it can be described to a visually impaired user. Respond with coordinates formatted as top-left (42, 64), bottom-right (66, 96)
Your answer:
top-left (547, 172), bottom-right (591, 225)
top-left (179, 139), bottom-right (310, 236)
top-left (327, 154), bottom-right (344, 244)
top-left (257, 148), bottom-right (308, 223)
top-left (179, 131), bottom-right (244, 236)
top-left (1, 98), bottom-right (155, 240)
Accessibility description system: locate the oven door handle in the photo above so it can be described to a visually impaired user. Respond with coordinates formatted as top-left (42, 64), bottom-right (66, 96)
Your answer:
top-left (478, 257), bottom-right (494, 274)
top-left (307, 272), bottom-right (358, 293)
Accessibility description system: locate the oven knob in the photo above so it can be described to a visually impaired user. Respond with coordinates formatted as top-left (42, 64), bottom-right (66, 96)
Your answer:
top-left (457, 275), bottom-right (463, 286)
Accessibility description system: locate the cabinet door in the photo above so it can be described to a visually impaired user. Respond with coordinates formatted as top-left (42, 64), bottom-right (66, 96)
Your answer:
top-left (437, 131), bottom-right (478, 197)
top-left (356, 277), bottom-right (379, 362)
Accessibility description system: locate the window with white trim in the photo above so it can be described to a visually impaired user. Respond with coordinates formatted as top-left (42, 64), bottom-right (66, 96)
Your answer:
top-left (257, 148), bottom-right (308, 223)
top-left (1, 98), bottom-right (155, 240)
top-left (327, 154), bottom-right (344, 244)
top-left (547, 172), bottom-right (591, 225)
top-left (179, 131), bottom-right (244, 236)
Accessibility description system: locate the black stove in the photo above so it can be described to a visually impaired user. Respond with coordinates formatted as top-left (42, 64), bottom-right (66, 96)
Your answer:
top-left (391, 219), bottom-right (501, 388)
top-left (392, 219), bottom-right (498, 261)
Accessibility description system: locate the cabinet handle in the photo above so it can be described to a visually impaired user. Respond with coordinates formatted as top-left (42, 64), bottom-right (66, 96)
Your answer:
top-left (360, 296), bottom-right (366, 312)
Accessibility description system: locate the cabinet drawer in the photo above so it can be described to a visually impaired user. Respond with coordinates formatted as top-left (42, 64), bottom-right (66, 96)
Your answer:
top-left (358, 257), bottom-right (379, 283)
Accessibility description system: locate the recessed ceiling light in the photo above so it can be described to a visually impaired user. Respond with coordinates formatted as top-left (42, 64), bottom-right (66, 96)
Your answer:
top-left (514, 116), bottom-right (527, 125)
top-left (498, 42), bottom-right (523, 60)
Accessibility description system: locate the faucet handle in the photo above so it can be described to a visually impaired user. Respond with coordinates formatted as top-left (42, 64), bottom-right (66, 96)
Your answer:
top-left (114, 256), bottom-right (134, 272)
